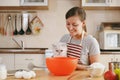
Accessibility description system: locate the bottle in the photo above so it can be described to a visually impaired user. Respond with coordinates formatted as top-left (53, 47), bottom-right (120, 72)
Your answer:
top-left (0, 64), bottom-right (7, 79)
top-left (45, 49), bottom-right (53, 58)
top-left (104, 62), bottom-right (117, 80)
top-left (44, 49), bottom-right (53, 71)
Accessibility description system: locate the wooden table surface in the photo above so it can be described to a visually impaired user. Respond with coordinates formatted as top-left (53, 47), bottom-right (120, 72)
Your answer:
top-left (7, 70), bottom-right (104, 80)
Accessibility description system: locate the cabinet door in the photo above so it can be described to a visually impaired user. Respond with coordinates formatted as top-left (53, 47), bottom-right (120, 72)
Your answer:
top-left (100, 54), bottom-right (120, 71)
top-left (15, 54), bottom-right (45, 70)
top-left (100, 55), bottom-right (113, 71)
top-left (114, 55), bottom-right (120, 62)
top-left (0, 0), bottom-right (19, 6)
top-left (20, 0), bottom-right (48, 6)
top-left (0, 54), bottom-right (14, 70)
top-left (109, 0), bottom-right (120, 6)
top-left (82, 0), bottom-right (109, 6)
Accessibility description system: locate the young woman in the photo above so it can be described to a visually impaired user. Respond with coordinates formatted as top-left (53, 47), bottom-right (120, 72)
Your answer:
top-left (60, 7), bottom-right (100, 70)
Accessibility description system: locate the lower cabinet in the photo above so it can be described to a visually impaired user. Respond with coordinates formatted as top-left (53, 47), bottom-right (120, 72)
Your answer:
top-left (14, 54), bottom-right (45, 70)
top-left (0, 54), bottom-right (14, 70)
top-left (0, 53), bottom-right (45, 70)
top-left (100, 54), bottom-right (120, 71)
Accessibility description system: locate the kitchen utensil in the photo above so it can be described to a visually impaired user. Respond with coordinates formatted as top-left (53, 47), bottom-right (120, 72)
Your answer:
top-left (26, 16), bottom-right (32, 35)
top-left (4, 14), bottom-right (14, 36)
top-left (28, 62), bottom-right (46, 70)
top-left (13, 15), bottom-right (18, 35)
top-left (7, 69), bottom-right (29, 76)
top-left (30, 16), bottom-right (43, 34)
top-left (46, 57), bottom-right (78, 76)
top-left (19, 15), bottom-right (24, 35)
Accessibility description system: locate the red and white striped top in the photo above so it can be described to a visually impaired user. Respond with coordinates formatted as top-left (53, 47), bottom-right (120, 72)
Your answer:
top-left (67, 43), bottom-right (82, 64)
top-left (67, 31), bottom-right (85, 64)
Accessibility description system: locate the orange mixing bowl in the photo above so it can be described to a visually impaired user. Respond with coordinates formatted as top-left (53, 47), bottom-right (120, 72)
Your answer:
top-left (46, 57), bottom-right (78, 76)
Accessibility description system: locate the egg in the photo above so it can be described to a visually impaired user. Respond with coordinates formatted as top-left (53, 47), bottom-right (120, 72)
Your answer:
top-left (15, 71), bottom-right (23, 78)
top-left (22, 71), bottom-right (32, 79)
top-left (29, 71), bottom-right (36, 78)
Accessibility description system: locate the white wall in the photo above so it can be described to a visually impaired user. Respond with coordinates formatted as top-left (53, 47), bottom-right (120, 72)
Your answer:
top-left (0, 0), bottom-right (120, 49)
top-left (86, 10), bottom-right (120, 40)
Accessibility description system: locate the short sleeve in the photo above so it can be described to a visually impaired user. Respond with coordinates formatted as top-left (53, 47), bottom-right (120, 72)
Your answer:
top-left (88, 37), bottom-right (100, 55)
top-left (59, 34), bottom-right (70, 43)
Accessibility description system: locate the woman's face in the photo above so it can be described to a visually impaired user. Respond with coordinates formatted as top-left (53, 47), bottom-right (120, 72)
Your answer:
top-left (66, 16), bottom-right (85, 38)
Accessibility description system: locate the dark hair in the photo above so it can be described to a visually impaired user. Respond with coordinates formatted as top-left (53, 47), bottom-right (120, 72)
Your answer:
top-left (65, 7), bottom-right (87, 32)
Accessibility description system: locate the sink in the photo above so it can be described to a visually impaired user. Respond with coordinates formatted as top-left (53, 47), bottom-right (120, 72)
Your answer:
top-left (0, 48), bottom-right (45, 53)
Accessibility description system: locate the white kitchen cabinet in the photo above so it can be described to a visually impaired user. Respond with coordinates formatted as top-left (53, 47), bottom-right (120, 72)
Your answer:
top-left (20, 0), bottom-right (48, 6)
top-left (0, 54), bottom-right (14, 70)
top-left (82, 0), bottom-right (108, 6)
top-left (0, 0), bottom-right (49, 10)
top-left (0, 0), bottom-right (48, 6)
top-left (0, 0), bottom-right (19, 6)
top-left (100, 54), bottom-right (120, 71)
top-left (82, 0), bottom-right (120, 7)
top-left (109, 0), bottom-right (120, 6)
top-left (14, 54), bottom-right (45, 70)
top-left (100, 55), bottom-right (112, 71)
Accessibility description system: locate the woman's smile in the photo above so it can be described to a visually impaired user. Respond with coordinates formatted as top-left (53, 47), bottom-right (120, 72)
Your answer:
top-left (66, 16), bottom-right (83, 37)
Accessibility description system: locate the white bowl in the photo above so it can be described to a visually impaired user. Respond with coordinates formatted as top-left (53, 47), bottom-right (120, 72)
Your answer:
top-left (88, 67), bottom-right (105, 77)
top-left (88, 62), bottom-right (105, 77)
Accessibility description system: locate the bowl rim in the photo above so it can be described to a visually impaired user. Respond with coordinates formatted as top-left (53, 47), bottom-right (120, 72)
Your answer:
top-left (46, 57), bottom-right (78, 60)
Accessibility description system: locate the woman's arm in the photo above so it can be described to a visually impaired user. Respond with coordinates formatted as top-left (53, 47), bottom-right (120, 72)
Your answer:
top-left (76, 54), bottom-right (100, 70)
top-left (76, 64), bottom-right (87, 70)
top-left (89, 54), bottom-right (100, 64)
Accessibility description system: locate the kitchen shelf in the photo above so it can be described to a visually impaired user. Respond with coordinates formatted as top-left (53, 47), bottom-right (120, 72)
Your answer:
top-left (82, 6), bottom-right (120, 10)
top-left (80, 0), bottom-right (120, 10)
top-left (0, 6), bottom-right (48, 10)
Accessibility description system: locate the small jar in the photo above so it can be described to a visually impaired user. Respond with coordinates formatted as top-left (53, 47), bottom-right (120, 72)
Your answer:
top-left (44, 49), bottom-right (53, 71)
top-left (45, 49), bottom-right (53, 58)
top-left (0, 64), bottom-right (7, 79)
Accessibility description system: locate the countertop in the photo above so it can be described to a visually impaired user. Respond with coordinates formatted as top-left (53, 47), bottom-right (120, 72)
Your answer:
top-left (0, 48), bottom-right (120, 54)
top-left (101, 50), bottom-right (120, 54)
top-left (7, 70), bottom-right (104, 80)
top-left (0, 48), bottom-right (47, 54)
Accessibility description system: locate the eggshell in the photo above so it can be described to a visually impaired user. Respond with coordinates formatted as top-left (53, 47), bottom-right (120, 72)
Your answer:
top-left (29, 71), bottom-right (36, 78)
top-left (22, 71), bottom-right (32, 79)
top-left (15, 71), bottom-right (23, 78)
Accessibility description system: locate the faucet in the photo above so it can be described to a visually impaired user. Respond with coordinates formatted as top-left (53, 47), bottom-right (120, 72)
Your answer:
top-left (12, 38), bottom-right (24, 50)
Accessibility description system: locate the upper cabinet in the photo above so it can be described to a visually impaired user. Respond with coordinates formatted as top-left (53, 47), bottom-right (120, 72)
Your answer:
top-left (82, 0), bottom-right (109, 6)
top-left (81, 0), bottom-right (120, 10)
top-left (0, 0), bottom-right (49, 10)
top-left (20, 0), bottom-right (48, 6)
top-left (0, 0), bottom-right (19, 6)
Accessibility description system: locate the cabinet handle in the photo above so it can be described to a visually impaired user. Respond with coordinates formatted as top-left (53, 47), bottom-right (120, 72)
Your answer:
top-left (25, 58), bottom-right (33, 60)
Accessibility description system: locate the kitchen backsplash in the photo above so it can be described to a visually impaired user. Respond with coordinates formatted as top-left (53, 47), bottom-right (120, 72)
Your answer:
top-left (0, 0), bottom-right (120, 48)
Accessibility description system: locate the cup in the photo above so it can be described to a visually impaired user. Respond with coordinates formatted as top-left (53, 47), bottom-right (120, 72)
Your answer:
top-left (0, 64), bottom-right (7, 79)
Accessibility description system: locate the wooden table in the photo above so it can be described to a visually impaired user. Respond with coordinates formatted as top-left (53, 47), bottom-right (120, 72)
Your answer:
top-left (7, 70), bottom-right (104, 80)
